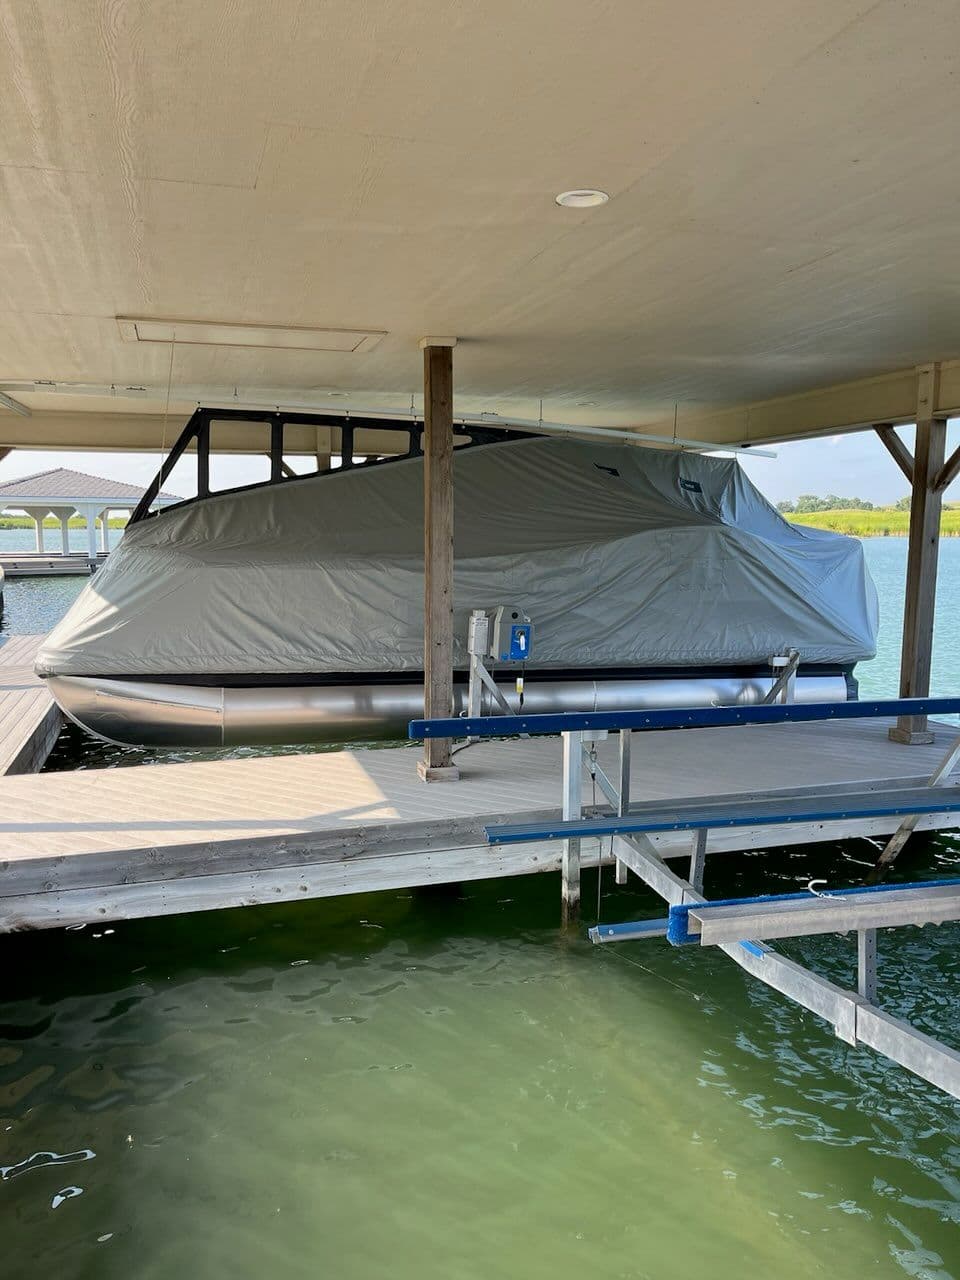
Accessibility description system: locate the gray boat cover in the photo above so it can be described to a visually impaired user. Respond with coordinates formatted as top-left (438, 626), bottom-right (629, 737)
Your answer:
top-left (36, 437), bottom-right (878, 678)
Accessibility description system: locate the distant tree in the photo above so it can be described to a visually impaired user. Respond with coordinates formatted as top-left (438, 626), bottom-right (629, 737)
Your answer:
top-left (825, 495), bottom-right (874, 510)
top-left (777, 499), bottom-right (796, 513)
top-left (794, 494), bottom-right (822, 512)
top-left (791, 494), bottom-right (873, 513)
top-left (895, 495), bottom-right (911, 510)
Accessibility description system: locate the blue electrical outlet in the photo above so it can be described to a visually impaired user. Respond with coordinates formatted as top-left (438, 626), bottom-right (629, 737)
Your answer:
top-left (506, 623), bottom-right (532, 661)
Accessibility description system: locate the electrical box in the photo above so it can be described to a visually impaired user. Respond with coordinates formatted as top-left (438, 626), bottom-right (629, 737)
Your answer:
top-left (467, 609), bottom-right (490, 657)
top-left (489, 606), bottom-right (533, 662)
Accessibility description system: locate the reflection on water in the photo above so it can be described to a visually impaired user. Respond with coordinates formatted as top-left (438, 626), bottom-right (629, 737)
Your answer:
top-left (41, 718), bottom-right (414, 771)
top-left (1, 1149), bottom-right (96, 1181)
top-left (0, 573), bottom-right (87, 638)
top-left (3, 537), bottom-right (960, 1276)
top-left (855, 537), bottom-right (960, 699)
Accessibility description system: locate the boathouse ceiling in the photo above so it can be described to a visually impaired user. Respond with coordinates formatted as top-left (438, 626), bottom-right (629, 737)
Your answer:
top-left (1, 0), bottom-right (960, 452)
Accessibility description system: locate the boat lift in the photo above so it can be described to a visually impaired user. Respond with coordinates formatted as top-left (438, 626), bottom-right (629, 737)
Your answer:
top-left (410, 696), bottom-right (960, 1100)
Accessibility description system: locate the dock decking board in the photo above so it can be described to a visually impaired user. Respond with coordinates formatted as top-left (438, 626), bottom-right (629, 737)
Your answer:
top-left (0, 633), bottom-right (48, 666)
top-left (0, 635), bottom-right (60, 775)
top-left (2, 716), bottom-right (960, 930)
top-left (0, 553), bottom-right (104, 577)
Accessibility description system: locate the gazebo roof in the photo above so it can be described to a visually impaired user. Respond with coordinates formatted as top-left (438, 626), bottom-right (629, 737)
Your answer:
top-left (0, 467), bottom-right (177, 507)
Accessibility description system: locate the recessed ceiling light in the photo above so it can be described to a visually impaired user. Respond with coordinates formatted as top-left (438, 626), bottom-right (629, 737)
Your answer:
top-left (577, 400), bottom-right (598, 407)
top-left (555, 189), bottom-right (609, 209)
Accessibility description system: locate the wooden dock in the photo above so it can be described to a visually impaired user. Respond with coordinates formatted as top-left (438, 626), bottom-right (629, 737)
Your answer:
top-left (0, 551), bottom-right (105, 577)
top-left (0, 634), bottom-right (60, 775)
top-left (1, 715), bottom-right (959, 931)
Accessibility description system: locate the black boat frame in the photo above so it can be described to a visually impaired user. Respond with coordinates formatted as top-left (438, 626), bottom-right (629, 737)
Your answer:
top-left (130, 406), bottom-right (530, 525)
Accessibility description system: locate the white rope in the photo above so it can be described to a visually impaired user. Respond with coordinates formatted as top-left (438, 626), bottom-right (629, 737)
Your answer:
top-left (806, 878), bottom-right (840, 899)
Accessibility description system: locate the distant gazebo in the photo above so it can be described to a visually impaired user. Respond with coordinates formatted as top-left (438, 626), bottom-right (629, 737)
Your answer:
top-left (0, 467), bottom-right (178, 562)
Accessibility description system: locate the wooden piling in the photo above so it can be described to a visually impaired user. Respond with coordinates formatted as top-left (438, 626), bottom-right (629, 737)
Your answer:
top-left (418, 339), bottom-right (459, 781)
top-left (890, 364), bottom-right (945, 745)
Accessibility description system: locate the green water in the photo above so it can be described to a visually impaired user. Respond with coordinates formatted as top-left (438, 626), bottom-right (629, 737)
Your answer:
top-left (3, 849), bottom-right (960, 1279)
top-left (3, 538), bottom-right (960, 1277)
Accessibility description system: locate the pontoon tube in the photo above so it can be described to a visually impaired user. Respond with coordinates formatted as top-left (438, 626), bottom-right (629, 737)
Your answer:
top-left (48, 671), bottom-right (853, 749)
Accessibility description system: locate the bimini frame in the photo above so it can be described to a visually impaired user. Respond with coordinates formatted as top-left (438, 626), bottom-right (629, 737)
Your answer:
top-left (129, 405), bottom-right (530, 526)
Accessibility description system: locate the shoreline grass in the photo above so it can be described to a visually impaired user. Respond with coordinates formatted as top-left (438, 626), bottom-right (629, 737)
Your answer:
top-left (789, 509), bottom-right (960, 537)
top-left (0, 515), bottom-right (129, 530)
top-left (2, 510), bottom-right (953, 538)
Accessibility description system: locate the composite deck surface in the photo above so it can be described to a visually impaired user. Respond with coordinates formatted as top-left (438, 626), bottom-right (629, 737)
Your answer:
top-left (0, 634), bottom-right (60, 775)
top-left (0, 552), bottom-right (104, 576)
top-left (1, 713), bottom-right (959, 930)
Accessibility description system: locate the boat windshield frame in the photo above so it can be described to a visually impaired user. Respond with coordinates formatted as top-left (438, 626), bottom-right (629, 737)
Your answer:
top-left (129, 406), bottom-right (531, 525)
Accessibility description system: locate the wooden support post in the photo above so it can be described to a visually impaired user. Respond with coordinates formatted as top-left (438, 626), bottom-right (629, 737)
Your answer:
top-left (874, 425), bottom-right (915, 484)
top-left (873, 729), bottom-right (960, 875)
top-left (265, 452), bottom-right (298, 479)
top-left (418, 338), bottom-right (460, 782)
top-left (890, 364), bottom-right (945, 745)
top-left (0, 391), bottom-right (30, 417)
top-left (934, 443), bottom-right (960, 495)
top-left (315, 425), bottom-right (332, 473)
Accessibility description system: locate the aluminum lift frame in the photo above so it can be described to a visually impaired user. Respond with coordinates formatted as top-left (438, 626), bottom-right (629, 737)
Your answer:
top-left (411, 697), bottom-right (960, 1100)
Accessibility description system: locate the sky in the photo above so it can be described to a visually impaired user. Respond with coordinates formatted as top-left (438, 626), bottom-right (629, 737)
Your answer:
top-left (2, 419), bottom-right (959, 509)
top-left (735, 424), bottom-right (960, 506)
